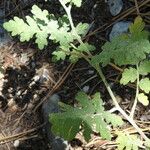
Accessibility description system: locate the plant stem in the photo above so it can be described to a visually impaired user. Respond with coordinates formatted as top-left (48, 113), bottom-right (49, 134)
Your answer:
top-left (59, 0), bottom-right (84, 45)
top-left (130, 64), bottom-right (139, 118)
top-left (94, 64), bottom-right (149, 141)
top-left (59, 0), bottom-right (93, 58)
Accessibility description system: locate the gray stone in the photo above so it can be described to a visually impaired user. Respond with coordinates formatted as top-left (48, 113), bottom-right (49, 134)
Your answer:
top-left (42, 94), bottom-right (70, 150)
top-left (109, 21), bottom-right (132, 40)
top-left (82, 86), bottom-right (90, 93)
top-left (13, 140), bottom-right (20, 148)
top-left (107, 0), bottom-right (123, 16)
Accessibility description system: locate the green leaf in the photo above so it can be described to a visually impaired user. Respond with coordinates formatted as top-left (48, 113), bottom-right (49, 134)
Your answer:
top-left (63, 0), bottom-right (82, 7)
top-left (75, 91), bottom-right (89, 107)
top-left (50, 26), bottom-right (74, 46)
top-left (138, 93), bottom-right (149, 106)
top-left (52, 51), bottom-right (66, 61)
top-left (52, 45), bottom-right (71, 61)
top-left (3, 4), bottom-right (74, 50)
top-left (129, 16), bottom-right (149, 41)
top-left (77, 43), bottom-right (95, 52)
top-left (139, 78), bottom-right (150, 93)
top-left (120, 67), bottom-right (137, 85)
top-left (31, 5), bottom-right (49, 22)
top-left (72, 0), bottom-right (82, 7)
top-left (75, 23), bottom-right (89, 36)
top-left (90, 54), bottom-right (102, 68)
top-left (3, 17), bottom-right (30, 36)
top-left (103, 112), bottom-right (124, 127)
top-left (49, 92), bottom-right (123, 141)
top-left (97, 16), bottom-right (150, 66)
top-left (129, 16), bottom-right (145, 34)
top-left (3, 5), bottom-right (51, 49)
top-left (51, 115), bottom-right (81, 140)
top-left (139, 60), bottom-right (150, 75)
top-left (69, 50), bottom-right (81, 63)
top-left (35, 30), bottom-right (48, 49)
top-left (100, 37), bottom-right (150, 66)
top-left (116, 132), bottom-right (143, 150)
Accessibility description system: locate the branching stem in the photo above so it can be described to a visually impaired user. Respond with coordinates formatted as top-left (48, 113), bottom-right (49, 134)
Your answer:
top-left (94, 64), bottom-right (149, 141)
top-left (59, 0), bottom-right (84, 45)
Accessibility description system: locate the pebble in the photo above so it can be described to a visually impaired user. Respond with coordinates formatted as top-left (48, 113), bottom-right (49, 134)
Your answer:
top-left (31, 61), bottom-right (36, 69)
top-left (28, 103), bottom-right (34, 109)
top-left (20, 53), bottom-right (29, 64)
top-left (82, 85), bottom-right (90, 93)
top-left (33, 75), bottom-right (40, 82)
top-left (13, 140), bottom-right (20, 148)
top-left (109, 21), bottom-right (132, 40)
top-left (107, 0), bottom-right (123, 16)
top-left (39, 68), bottom-right (50, 83)
top-left (88, 70), bottom-right (94, 75)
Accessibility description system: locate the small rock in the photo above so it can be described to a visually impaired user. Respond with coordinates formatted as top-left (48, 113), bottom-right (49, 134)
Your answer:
top-left (82, 86), bottom-right (90, 93)
top-left (31, 61), bottom-right (36, 68)
top-left (13, 140), bottom-right (20, 148)
top-left (28, 103), bottom-right (33, 109)
top-left (88, 70), bottom-right (94, 75)
top-left (20, 53), bottom-right (29, 64)
top-left (39, 68), bottom-right (50, 83)
top-left (42, 94), bottom-right (70, 150)
top-left (109, 21), bottom-right (132, 40)
top-left (33, 75), bottom-right (40, 82)
top-left (107, 0), bottom-right (123, 16)
top-left (16, 90), bottom-right (21, 96)
top-left (33, 94), bottom-right (38, 99)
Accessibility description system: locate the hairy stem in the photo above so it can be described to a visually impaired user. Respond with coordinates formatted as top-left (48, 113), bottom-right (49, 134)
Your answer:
top-left (130, 64), bottom-right (139, 118)
top-left (59, 0), bottom-right (84, 45)
top-left (94, 64), bottom-right (149, 141)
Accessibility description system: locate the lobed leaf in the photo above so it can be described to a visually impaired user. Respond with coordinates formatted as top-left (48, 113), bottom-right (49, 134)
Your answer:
top-left (100, 37), bottom-right (150, 66)
top-left (138, 93), bottom-right (149, 106)
top-left (49, 92), bottom-right (123, 141)
top-left (31, 5), bottom-right (49, 23)
top-left (3, 17), bottom-right (31, 37)
top-left (139, 60), bottom-right (150, 75)
top-left (3, 5), bottom-right (51, 49)
top-left (75, 23), bottom-right (89, 36)
top-left (35, 30), bottom-right (48, 49)
top-left (95, 16), bottom-right (150, 67)
top-left (116, 132), bottom-right (143, 150)
top-left (139, 78), bottom-right (150, 93)
top-left (64, 0), bottom-right (82, 7)
top-left (120, 67), bottom-right (137, 85)
top-left (77, 43), bottom-right (95, 52)
top-left (129, 16), bottom-right (145, 35)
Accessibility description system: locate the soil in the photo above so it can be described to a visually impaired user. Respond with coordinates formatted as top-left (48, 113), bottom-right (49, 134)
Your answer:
top-left (0, 0), bottom-right (150, 150)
